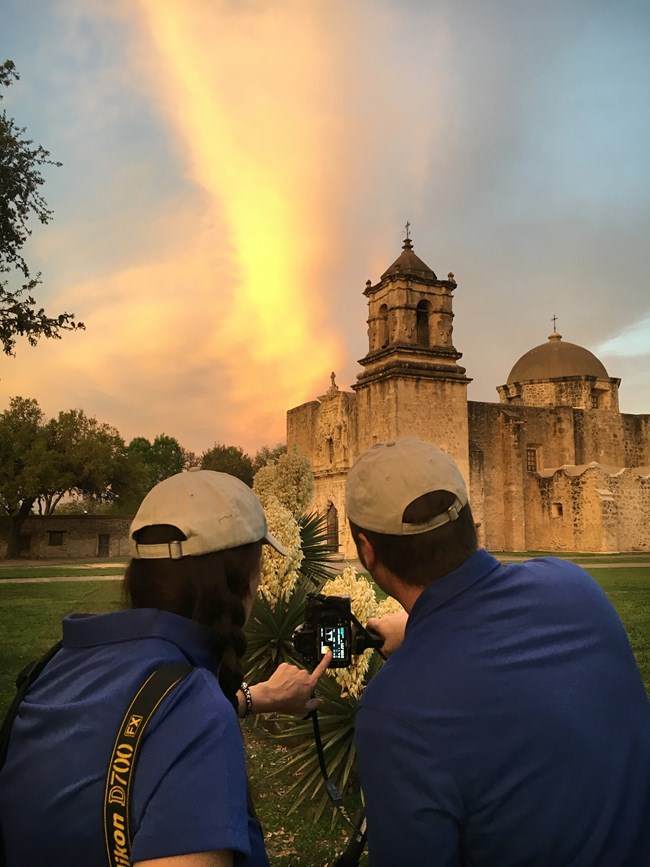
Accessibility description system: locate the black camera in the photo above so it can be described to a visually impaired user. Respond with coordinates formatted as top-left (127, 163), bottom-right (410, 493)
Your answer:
top-left (292, 593), bottom-right (384, 669)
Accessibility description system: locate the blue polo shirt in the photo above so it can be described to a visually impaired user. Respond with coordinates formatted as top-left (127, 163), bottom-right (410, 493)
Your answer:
top-left (0, 608), bottom-right (269, 866)
top-left (355, 550), bottom-right (650, 866)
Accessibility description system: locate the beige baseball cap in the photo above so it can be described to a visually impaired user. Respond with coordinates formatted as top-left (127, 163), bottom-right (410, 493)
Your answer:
top-left (130, 469), bottom-right (288, 559)
top-left (345, 437), bottom-right (468, 535)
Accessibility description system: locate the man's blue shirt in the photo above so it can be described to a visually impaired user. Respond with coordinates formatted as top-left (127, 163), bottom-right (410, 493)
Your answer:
top-left (0, 607), bottom-right (269, 866)
top-left (355, 549), bottom-right (650, 866)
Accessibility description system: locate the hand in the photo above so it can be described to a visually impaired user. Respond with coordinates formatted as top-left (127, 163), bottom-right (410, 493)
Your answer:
top-left (248, 649), bottom-right (333, 715)
top-left (366, 611), bottom-right (408, 658)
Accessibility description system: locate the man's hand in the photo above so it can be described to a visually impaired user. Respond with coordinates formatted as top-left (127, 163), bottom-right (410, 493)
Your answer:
top-left (366, 611), bottom-right (408, 658)
top-left (245, 649), bottom-right (333, 716)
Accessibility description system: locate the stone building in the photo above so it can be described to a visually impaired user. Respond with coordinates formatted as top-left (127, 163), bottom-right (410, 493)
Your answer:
top-left (287, 235), bottom-right (650, 556)
top-left (0, 514), bottom-right (132, 560)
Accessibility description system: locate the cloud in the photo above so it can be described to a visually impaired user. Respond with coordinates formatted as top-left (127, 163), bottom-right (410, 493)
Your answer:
top-left (597, 316), bottom-right (650, 358)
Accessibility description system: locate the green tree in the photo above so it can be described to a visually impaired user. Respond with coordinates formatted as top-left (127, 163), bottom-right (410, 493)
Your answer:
top-left (127, 434), bottom-right (184, 490)
top-left (252, 442), bottom-right (286, 474)
top-left (0, 396), bottom-right (47, 557)
top-left (0, 398), bottom-right (132, 557)
top-left (200, 442), bottom-right (254, 486)
top-left (0, 60), bottom-right (83, 355)
top-left (37, 409), bottom-right (131, 515)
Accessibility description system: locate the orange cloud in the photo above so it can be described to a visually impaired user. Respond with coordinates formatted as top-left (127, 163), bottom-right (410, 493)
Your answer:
top-left (2, 0), bottom-right (352, 454)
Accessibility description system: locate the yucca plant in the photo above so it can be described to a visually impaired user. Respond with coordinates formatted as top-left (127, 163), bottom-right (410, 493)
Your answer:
top-left (272, 651), bottom-right (384, 821)
top-left (244, 576), bottom-right (317, 683)
top-left (243, 509), bottom-right (338, 682)
top-left (298, 509), bottom-right (339, 585)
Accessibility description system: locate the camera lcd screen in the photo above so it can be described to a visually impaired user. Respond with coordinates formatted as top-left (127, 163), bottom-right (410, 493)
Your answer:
top-left (319, 625), bottom-right (347, 661)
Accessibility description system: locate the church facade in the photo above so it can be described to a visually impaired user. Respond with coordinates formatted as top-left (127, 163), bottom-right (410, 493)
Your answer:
top-left (287, 236), bottom-right (650, 556)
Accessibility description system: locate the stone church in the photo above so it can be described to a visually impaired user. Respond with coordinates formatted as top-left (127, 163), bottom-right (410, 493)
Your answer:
top-left (287, 235), bottom-right (650, 556)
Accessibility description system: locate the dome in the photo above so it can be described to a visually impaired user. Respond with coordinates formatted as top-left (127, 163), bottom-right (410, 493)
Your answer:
top-left (507, 331), bottom-right (609, 384)
top-left (381, 237), bottom-right (437, 281)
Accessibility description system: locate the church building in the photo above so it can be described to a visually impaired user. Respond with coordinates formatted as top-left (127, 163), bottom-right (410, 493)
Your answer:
top-left (287, 235), bottom-right (650, 556)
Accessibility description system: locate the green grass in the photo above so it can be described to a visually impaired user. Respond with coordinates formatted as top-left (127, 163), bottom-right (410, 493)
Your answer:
top-left (0, 580), bottom-right (123, 711)
top-left (0, 566), bottom-right (125, 579)
top-left (586, 567), bottom-right (650, 690)
top-left (1, 566), bottom-right (648, 866)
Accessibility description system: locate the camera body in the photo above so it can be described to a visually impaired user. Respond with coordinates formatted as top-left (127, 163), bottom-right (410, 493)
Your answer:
top-left (293, 593), bottom-right (383, 669)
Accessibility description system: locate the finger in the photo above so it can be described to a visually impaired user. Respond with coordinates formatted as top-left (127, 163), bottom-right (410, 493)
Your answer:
top-left (311, 647), bottom-right (333, 681)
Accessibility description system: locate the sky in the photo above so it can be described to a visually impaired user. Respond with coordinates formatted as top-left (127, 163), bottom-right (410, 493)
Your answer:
top-left (2, 0), bottom-right (649, 456)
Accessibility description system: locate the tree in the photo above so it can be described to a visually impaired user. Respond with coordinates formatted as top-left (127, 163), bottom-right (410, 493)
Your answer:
top-left (127, 434), bottom-right (184, 490)
top-left (0, 398), bottom-right (132, 557)
top-left (200, 442), bottom-right (254, 487)
top-left (252, 442), bottom-right (286, 474)
top-left (0, 60), bottom-right (83, 355)
top-left (0, 396), bottom-right (47, 556)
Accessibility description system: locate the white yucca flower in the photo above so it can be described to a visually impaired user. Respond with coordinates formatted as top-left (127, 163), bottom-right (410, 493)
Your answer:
top-left (377, 595), bottom-right (406, 617)
top-left (320, 566), bottom-right (383, 700)
top-left (253, 447), bottom-right (314, 518)
top-left (259, 495), bottom-right (303, 606)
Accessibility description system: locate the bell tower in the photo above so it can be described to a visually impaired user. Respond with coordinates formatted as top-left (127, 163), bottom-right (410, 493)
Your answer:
top-left (353, 231), bottom-right (471, 482)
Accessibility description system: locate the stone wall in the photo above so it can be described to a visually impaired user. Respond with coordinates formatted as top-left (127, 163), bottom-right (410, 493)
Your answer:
top-left (531, 465), bottom-right (650, 552)
top-left (355, 376), bottom-right (470, 483)
top-left (0, 514), bottom-right (133, 560)
top-left (622, 414), bottom-right (650, 466)
top-left (498, 376), bottom-right (620, 411)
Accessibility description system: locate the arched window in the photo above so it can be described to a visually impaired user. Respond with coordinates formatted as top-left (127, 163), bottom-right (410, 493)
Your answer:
top-left (378, 304), bottom-right (389, 348)
top-left (416, 301), bottom-right (430, 347)
top-left (326, 502), bottom-right (339, 552)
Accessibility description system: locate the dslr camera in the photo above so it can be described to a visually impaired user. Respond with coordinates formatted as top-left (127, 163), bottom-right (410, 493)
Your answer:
top-left (293, 593), bottom-right (384, 669)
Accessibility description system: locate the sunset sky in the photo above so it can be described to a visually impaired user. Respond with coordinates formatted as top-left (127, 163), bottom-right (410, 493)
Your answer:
top-left (2, 0), bottom-right (649, 455)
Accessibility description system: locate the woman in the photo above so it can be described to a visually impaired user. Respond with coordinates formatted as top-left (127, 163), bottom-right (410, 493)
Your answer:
top-left (0, 469), bottom-right (331, 866)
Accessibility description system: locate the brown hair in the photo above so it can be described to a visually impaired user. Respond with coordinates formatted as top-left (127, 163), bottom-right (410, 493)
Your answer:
top-left (123, 524), bottom-right (262, 710)
top-left (349, 490), bottom-right (478, 587)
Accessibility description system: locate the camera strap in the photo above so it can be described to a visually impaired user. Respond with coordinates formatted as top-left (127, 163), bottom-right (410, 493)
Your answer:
top-left (308, 709), bottom-right (368, 864)
top-left (0, 645), bottom-right (191, 867)
top-left (104, 662), bottom-right (192, 867)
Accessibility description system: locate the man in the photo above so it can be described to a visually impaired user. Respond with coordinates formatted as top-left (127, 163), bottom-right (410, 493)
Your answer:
top-left (346, 437), bottom-right (650, 866)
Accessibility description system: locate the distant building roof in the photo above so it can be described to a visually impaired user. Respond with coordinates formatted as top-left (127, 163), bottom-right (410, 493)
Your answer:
top-left (507, 331), bottom-right (610, 383)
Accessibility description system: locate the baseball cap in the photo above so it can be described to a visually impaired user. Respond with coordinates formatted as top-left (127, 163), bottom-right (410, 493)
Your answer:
top-left (130, 468), bottom-right (288, 559)
top-left (345, 437), bottom-right (468, 535)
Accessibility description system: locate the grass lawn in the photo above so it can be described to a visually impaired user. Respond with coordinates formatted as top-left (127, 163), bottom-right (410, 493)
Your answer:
top-left (0, 565), bottom-right (125, 579)
top-left (1, 564), bottom-right (648, 865)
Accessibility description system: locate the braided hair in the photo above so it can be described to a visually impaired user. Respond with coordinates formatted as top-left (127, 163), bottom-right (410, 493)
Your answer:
top-left (123, 524), bottom-right (262, 711)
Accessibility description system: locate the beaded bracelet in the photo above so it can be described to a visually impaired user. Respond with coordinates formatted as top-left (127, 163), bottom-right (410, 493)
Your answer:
top-left (240, 682), bottom-right (253, 717)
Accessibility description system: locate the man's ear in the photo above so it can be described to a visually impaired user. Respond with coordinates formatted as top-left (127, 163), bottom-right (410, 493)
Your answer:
top-left (357, 532), bottom-right (377, 573)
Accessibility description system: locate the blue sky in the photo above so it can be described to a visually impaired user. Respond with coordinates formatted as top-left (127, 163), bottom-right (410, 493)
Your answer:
top-left (2, 0), bottom-right (649, 454)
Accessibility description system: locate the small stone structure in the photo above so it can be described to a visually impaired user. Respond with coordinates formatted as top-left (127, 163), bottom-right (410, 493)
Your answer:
top-left (288, 235), bottom-right (650, 556)
top-left (0, 514), bottom-right (133, 560)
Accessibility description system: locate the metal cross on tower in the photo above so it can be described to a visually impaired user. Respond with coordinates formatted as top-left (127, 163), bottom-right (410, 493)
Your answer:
top-left (405, 221), bottom-right (411, 240)
top-left (552, 314), bottom-right (558, 332)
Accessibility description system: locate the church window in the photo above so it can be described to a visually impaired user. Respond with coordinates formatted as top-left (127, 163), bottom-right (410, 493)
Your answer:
top-left (378, 305), bottom-right (389, 348)
top-left (591, 393), bottom-right (600, 409)
top-left (327, 437), bottom-right (334, 464)
top-left (416, 301), bottom-right (430, 347)
top-left (551, 502), bottom-right (563, 518)
top-left (526, 447), bottom-right (538, 472)
top-left (326, 502), bottom-right (339, 552)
